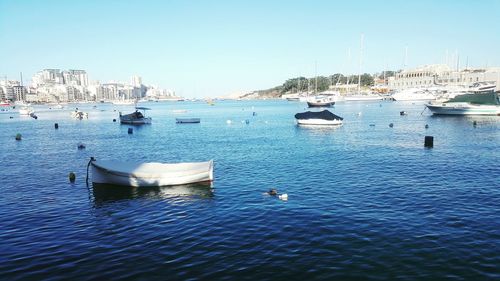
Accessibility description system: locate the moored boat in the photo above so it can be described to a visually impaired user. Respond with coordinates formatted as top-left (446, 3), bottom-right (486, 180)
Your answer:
top-left (112, 99), bottom-right (136, 105)
top-left (306, 96), bottom-right (336, 108)
top-left (295, 109), bottom-right (343, 126)
top-left (344, 94), bottom-right (383, 101)
top-left (392, 88), bottom-right (437, 101)
top-left (89, 158), bottom-right (214, 187)
top-left (119, 107), bottom-right (152, 124)
top-left (18, 106), bottom-right (34, 115)
top-left (425, 92), bottom-right (500, 115)
top-left (71, 110), bottom-right (88, 119)
top-left (176, 118), bottom-right (200, 124)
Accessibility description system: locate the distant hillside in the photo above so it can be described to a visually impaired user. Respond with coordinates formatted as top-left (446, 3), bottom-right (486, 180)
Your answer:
top-left (240, 86), bottom-right (283, 99)
top-left (247, 73), bottom-right (379, 99)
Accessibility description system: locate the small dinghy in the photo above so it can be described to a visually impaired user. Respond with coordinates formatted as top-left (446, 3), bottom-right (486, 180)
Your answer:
top-left (88, 158), bottom-right (214, 187)
top-left (294, 110), bottom-right (343, 126)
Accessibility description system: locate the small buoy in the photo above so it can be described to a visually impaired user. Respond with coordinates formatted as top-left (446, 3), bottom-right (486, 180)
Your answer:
top-left (128, 128), bottom-right (133, 134)
top-left (54, 123), bottom-right (59, 129)
top-left (226, 120), bottom-right (232, 124)
top-left (400, 111), bottom-right (407, 116)
top-left (77, 143), bottom-right (86, 149)
top-left (279, 194), bottom-right (288, 201)
top-left (473, 121), bottom-right (477, 126)
top-left (268, 189), bottom-right (278, 196)
top-left (425, 124), bottom-right (429, 129)
top-left (357, 112), bottom-right (362, 116)
top-left (15, 133), bottom-right (22, 141)
top-left (69, 172), bottom-right (76, 183)
top-left (389, 123), bottom-right (394, 128)
top-left (245, 119), bottom-right (250, 124)
top-left (113, 119), bottom-right (116, 122)
top-left (424, 136), bottom-right (434, 148)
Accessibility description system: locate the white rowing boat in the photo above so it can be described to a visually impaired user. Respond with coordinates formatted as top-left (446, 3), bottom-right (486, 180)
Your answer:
top-left (89, 158), bottom-right (214, 187)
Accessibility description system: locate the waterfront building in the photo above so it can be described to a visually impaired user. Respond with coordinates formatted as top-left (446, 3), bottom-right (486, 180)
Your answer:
top-left (131, 75), bottom-right (142, 87)
top-left (62, 70), bottom-right (88, 86)
top-left (388, 64), bottom-right (500, 91)
top-left (13, 86), bottom-right (27, 101)
top-left (27, 68), bottom-right (179, 102)
top-left (32, 69), bottom-right (64, 87)
top-left (0, 80), bottom-right (20, 101)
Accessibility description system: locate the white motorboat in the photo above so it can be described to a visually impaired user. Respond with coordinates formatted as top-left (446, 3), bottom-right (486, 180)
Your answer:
top-left (425, 92), bottom-right (500, 115)
top-left (469, 82), bottom-right (496, 93)
top-left (344, 94), bottom-right (384, 101)
top-left (119, 107), bottom-right (152, 124)
top-left (295, 110), bottom-right (343, 126)
top-left (18, 106), bottom-right (34, 115)
top-left (89, 158), bottom-right (214, 187)
top-left (306, 96), bottom-right (336, 108)
top-left (71, 110), bottom-right (88, 119)
top-left (392, 88), bottom-right (437, 101)
top-left (112, 99), bottom-right (136, 105)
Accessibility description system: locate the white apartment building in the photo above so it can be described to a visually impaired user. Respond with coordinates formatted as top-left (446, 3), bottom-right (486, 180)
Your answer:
top-left (131, 75), bottom-right (142, 87)
top-left (388, 64), bottom-right (500, 91)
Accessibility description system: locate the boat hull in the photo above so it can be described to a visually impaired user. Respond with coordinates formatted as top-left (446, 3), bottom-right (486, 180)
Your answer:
top-left (426, 103), bottom-right (500, 115)
top-left (176, 118), bottom-right (200, 123)
top-left (19, 108), bottom-right (34, 115)
top-left (344, 96), bottom-right (383, 101)
top-left (120, 117), bottom-right (152, 124)
top-left (296, 118), bottom-right (343, 126)
top-left (307, 101), bottom-right (335, 108)
top-left (91, 160), bottom-right (214, 187)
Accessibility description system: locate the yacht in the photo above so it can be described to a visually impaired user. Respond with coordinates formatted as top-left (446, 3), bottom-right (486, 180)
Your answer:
top-left (425, 92), bottom-right (500, 115)
top-left (306, 96), bottom-right (336, 108)
top-left (344, 92), bottom-right (384, 101)
top-left (18, 106), bottom-right (34, 115)
top-left (469, 82), bottom-right (496, 93)
top-left (391, 88), bottom-right (437, 101)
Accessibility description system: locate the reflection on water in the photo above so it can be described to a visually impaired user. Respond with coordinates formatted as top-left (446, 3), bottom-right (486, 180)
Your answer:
top-left (92, 182), bottom-right (214, 205)
top-left (429, 114), bottom-right (500, 125)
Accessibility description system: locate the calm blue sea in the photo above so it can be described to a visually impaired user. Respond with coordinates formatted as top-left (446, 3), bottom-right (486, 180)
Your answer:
top-left (0, 100), bottom-right (499, 280)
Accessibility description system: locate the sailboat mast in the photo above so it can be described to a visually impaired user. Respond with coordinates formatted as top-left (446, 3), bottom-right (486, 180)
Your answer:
top-left (346, 48), bottom-right (351, 87)
top-left (358, 33), bottom-right (364, 94)
top-left (315, 61), bottom-right (318, 94)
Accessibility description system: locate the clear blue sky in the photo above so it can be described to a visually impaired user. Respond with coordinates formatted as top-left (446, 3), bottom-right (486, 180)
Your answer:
top-left (1, 0), bottom-right (499, 97)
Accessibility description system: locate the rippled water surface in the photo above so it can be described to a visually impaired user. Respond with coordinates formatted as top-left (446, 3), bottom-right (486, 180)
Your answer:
top-left (0, 100), bottom-right (499, 280)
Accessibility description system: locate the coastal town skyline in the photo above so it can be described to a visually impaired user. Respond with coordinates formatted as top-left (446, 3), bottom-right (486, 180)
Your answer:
top-left (1, 0), bottom-right (500, 98)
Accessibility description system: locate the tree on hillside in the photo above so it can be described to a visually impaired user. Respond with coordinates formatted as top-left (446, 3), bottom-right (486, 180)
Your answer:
top-left (360, 73), bottom-right (374, 86)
